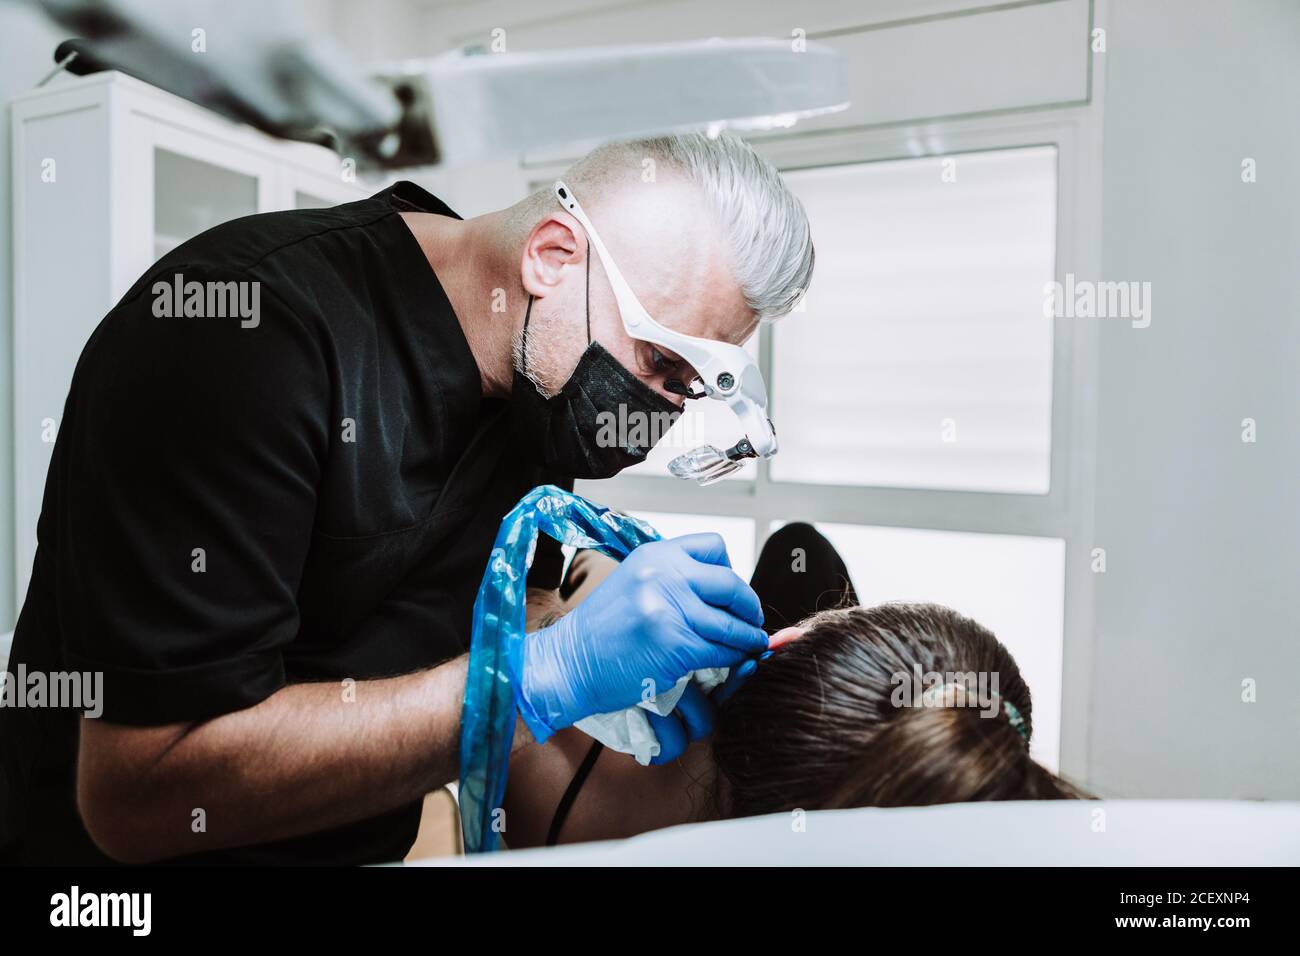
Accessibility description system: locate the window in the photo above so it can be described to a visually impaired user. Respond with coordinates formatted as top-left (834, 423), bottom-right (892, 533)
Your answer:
top-left (774, 147), bottom-right (1057, 493)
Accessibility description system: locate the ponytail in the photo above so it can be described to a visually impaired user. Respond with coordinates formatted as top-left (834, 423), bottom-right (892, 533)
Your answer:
top-left (824, 704), bottom-right (1083, 809)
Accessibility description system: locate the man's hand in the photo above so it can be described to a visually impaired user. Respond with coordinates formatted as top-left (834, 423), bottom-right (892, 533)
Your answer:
top-left (517, 533), bottom-right (768, 744)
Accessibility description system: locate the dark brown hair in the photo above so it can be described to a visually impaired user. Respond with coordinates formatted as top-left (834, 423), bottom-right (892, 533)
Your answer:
top-left (712, 603), bottom-right (1085, 817)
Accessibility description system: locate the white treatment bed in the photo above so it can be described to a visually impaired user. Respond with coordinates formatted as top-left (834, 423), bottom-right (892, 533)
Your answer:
top-left (414, 800), bottom-right (1300, 866)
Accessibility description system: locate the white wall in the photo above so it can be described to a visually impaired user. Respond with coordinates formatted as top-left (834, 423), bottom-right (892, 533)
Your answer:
top-left (1088, 0), bottom-right (1300, 798)
top-left (0, 5), bottom-right (68, 630)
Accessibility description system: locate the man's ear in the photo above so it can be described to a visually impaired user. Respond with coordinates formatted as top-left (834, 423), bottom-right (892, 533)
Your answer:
top-left (521, 213), bottom-right (583, 298)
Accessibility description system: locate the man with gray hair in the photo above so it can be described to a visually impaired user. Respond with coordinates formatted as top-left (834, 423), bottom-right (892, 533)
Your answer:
top-left (0, 132), bottom-right (813, 865)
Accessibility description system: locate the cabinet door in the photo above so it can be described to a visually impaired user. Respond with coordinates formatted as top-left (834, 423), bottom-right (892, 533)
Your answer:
top-left (118, 117), bottom-right (279, 295)
top-left (283, 164), bottom-right (373, 210)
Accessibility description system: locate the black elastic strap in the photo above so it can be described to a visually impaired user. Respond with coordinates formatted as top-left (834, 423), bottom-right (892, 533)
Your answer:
top-left (520, 293), bottom-right (534, 368)
top-left (545, 739), bottom-right (604, 846)
top-left (584, 236), bottom-right (592, 343)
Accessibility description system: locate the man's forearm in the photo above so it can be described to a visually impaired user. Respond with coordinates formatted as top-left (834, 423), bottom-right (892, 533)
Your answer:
top-left (78, 653), bottom-right (534, 862)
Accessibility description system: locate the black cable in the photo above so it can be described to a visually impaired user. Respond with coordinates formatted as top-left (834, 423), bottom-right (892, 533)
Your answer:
top-left (546, 739), bottom-right (604, 846)
top-left (521, 293), bottom-right (533, 356)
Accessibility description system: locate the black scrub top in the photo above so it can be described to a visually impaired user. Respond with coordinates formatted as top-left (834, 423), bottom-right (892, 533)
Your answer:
top-left (0, 182), bottom-right (569, 865)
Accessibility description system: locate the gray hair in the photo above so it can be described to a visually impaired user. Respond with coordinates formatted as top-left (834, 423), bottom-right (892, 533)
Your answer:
top-left (514, 131), bottom-right (813, 321)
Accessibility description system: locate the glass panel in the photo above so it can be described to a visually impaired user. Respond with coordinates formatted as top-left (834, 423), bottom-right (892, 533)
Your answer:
top-left (772, 146), bottom-right (1057, 493)
top-left (295, 191), bottom-right (333, 209)
top-left (154, 148), bottom-right (258, 259)
top-left (629, 511), bottom-right (756, 581)
top-left (772, 520), bottom-right (1064, 770)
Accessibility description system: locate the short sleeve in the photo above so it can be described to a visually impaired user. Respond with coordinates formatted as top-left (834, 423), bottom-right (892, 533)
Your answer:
top-left (51, 268), bottom-right (330, 725)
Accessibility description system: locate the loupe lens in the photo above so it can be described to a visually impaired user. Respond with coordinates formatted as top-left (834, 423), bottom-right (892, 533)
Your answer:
top-left (668, 445), bottom-right (746, 485)
top-left (668, 445), bottom-right (726, 480)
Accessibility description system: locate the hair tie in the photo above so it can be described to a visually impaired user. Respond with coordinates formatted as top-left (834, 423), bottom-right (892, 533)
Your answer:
top-left (917, 680), bottom-right (1029, 743)
top-left (1000, 698), bottom-right (1029, 743)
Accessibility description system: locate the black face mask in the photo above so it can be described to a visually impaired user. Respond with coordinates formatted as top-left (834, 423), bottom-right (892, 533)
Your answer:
top-left (509, 255), bottom-right (681, 479)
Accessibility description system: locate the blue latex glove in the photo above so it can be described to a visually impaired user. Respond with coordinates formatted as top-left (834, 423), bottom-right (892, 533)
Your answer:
top-left (518, 533), bottom-right (769, 744)
top-left (712, 657), bottom-right (760, 706)
top-left (645, 682), bottom-right (714, 764)
top-left (645, 659), bottom-right (759, 763)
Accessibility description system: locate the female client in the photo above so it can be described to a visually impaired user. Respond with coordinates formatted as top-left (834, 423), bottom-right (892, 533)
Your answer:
top-left (502, 523), bottom-right (1083, 848)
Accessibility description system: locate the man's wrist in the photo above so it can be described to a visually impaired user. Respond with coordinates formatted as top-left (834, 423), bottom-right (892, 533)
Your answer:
top-left (513, 674), bottom-right (559, 746)
top-left (511, 713), bottom-right (538, 753)
top-left (515, 618), bottom-right (580, 745)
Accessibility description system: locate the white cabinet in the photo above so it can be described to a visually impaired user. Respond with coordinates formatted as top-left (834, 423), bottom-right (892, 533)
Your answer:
top-left (10, 71), bottom-right (373, 602)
